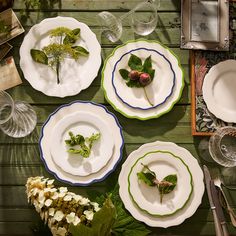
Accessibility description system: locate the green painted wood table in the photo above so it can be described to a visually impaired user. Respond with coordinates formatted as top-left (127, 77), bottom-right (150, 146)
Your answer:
top-left (1, 0), bottom-right (236, 235)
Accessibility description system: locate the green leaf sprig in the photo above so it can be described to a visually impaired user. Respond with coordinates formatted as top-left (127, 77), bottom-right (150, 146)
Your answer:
top-left (119, 54), bottom-right (155, 107)
top-left (30, 26), bottom-right (89, 84)
top-left (137, 164), bottom-right (177, 203)
top-left (69, 184), bottom-right (151, 236)
top-left (65, 131), bottom-right (100, 158)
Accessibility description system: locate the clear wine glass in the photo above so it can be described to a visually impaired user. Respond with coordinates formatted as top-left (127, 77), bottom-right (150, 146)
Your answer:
top-left (0, 90), bottom-right (37, 138)
top-left (209, 126), bottom-right (236, 167)
top-left (98, 0), bottom-right (160, 42)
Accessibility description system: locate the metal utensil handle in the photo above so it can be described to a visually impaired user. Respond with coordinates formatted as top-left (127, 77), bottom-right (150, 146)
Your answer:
top-left (221, 222), bottom-right (229, 236)
top-left (220, 187), bottom-right (236, 227)
top-left (212, 207), bottom-right (224, 236)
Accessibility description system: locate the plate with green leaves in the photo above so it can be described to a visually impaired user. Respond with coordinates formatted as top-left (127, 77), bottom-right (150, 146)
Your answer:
top-left (112, 47), bottom-right (175, 109)
top-left (50, 111), bottom-right (114, 176)
top-left (102, 39), bottom-right (184, 120)
top-left (118, 141), bottom-right (204, 227)
top-left (20, 16), bottom-right (101, 97)
top-left (128, 150), bottom-right (193, 216)
top-left (39, 101), bottom-right (124, 186)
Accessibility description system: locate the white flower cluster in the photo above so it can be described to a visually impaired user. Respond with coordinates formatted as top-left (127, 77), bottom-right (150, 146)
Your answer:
top-left (26, 176), bottom-right (100, 236)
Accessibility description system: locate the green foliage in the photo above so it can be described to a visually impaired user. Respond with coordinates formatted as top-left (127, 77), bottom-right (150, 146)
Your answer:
top-left (125, 80), bottom-right (142, 88)
top-left (119, 54), bottom-right (155, 88)
top-left (50, 27), bottom-right (72, 37)
top-left (93, 185), bottom-right (151, 236)
top-left (64, 28), bottom-right (81, 45)
top-left (31, 27), bottom-right (89, 84)
top-left (30, 49), bottom-right (48, 65)
top-left (24, 0), bottom-right (40, 8)
top-left (119, 54), bottom-right (155, 107)
top-left (137, 172), bottom-right (156, 187)
top-left (72, 46), bottom-right (89, 56)
top-left (137, 164), bottom-right (177, 203)
top-left (142, 56), bottom-right (152, 73)
top-left (119, 69), bottom-right (129, 81)
top-left (43, 43), bottom-right (80, 60)
top-left (65, 131), bottom-right (100, 158)
top-left (128, 54), bottom-right (143, 71)
top-left (69, 198), bottom-right (116, 236)
top-left (158, 174), bottom-right (177, 203)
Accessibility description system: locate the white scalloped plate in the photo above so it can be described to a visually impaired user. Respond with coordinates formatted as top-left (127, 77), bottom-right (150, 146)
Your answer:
top-left (50, 111), bottom-right (114, 176)
top-left (203, 60), bottom-right (236, 123)
top-left (128, 150), bottom-right (193, 216)
top-left (39, 101), bottom-right (124, 186)
top-left (118, 141), bottom-right (204, 228)
top-left (111, 48), bottom-right (175, 109)
top-left (102, 39), bottom-right (184, 120)
top-left (20, 17), bottom-right (101, 97)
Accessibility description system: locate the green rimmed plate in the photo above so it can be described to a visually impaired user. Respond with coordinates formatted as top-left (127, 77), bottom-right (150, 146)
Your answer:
top-left (102, 39), bottom-right (184, 120)
top-left (118, 141), bottom-right (205, 228)
top-left (128, 150), bottom-right (193, 217)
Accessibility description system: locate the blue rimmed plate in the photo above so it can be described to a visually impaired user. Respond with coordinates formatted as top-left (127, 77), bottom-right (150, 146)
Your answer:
top-left (39, 100), bottom-right (124, 186)
top-left (102, 39), bottom-right (184, 120)
top-left (112, 47), bottom-right (175, 110)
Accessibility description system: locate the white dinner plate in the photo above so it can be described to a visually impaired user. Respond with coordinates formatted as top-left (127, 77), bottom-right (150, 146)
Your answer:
top-left (203, 60), bottom-right (236, 123)
top-left (128, 150), bottom-right (193, 216)
top-left (20, 17), bottom-right (101, 97)
top-left (118, 141), bottom-right (204, 228)
top-left (111, 47), bottom-right (175, 110)
top-left (102, 39), bottom-right (184, 120)
top-left (50, 111), bottom-right (114, 176)
top-left (39, 101), bottom-right (124, 186)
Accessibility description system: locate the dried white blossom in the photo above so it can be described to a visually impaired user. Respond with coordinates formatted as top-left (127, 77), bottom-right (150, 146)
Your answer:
top-left (59, 187), bottom-right (68, 193)
top-left (51, 192), bottom-right (59, 200)
top-left (63, 194), bottom-right (72, 201)
top-left (79, 197), bottom-right (90, 206)
top-left (73, 216), bottom-right (81, 226)
top-left (66, 212), bottom-right (76, 223)
top-left (45, 199), bottom-right (53, 207)
top-left (54, 210), bottom-right (64, 222)
top-left (84, 210), bottom-right (94, 221)
top-left (49, 208), bottom-right (55, 216)
top-left (91, 202), bottom-right (101, 212)
top-left (26, 176), bottom-right (101, 236)
top-left (73, 194), bottom-right (82, 202)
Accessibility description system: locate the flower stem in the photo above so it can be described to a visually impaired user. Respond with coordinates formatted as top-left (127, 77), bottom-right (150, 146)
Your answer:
top-left (56, 58), bottom-right (60, 84)
top-left (143, 87), bottom-right (154, 107)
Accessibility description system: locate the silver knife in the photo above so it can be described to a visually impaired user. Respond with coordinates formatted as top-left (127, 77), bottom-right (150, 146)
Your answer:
top-left (211, 180), bottom-right (229, 236)
top-left (203, 165), bottom-right (224, 236)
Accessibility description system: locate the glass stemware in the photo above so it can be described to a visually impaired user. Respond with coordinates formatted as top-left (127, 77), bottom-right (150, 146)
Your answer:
top-left (98, 0), bottom-right (160, 42)
top-left (209, 126), bottom-right (236, 167)
top-left (0, 90), bottom-right (37, 138)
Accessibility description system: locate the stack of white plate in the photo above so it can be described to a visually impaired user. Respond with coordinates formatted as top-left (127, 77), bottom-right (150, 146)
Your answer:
top-left (39, 101), bottom-right (124, 186)
top-left (102, 39), bottom-right (184, 120)
top-left (119, 141), bottom-right (205, 227)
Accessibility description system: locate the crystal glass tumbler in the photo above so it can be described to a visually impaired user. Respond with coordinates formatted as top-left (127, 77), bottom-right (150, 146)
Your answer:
top-left (209, 126), bottom-right (236, 167)
top-left (0, 90), bottom-right (37, 138)
top-left (98, 0), bottom-right (159, 42)
top-left (131, 1), bottom-right (158, 36)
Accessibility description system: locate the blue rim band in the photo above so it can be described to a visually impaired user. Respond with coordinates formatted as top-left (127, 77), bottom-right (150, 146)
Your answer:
top-left (111, 47), bottom-right (176, 110)
top-left (39, 100), bottom-right (124, 186)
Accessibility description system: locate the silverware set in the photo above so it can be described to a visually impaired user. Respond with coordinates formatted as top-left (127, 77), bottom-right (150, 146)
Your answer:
top-left (203, 165), bottom-right (236, 236)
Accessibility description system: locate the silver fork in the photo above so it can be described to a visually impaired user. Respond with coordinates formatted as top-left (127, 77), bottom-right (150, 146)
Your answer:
top-left (214, 177), bottom-right (236, 227)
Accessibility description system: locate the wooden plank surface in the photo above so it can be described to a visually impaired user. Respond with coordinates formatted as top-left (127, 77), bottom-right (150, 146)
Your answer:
top-left (0, 0), bottom-right (235, 236)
